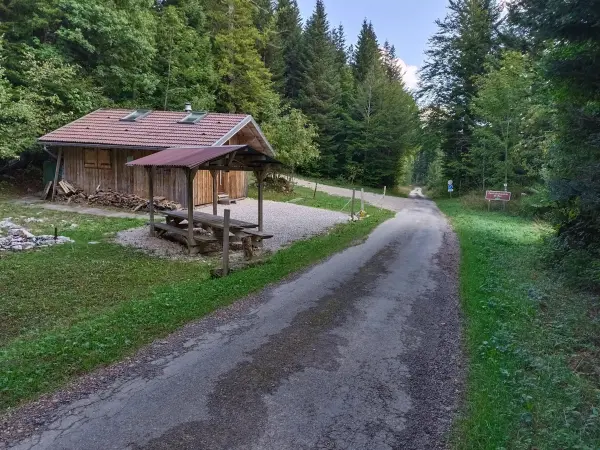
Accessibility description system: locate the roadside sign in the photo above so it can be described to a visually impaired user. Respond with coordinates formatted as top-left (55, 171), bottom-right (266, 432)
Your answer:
top-left (485, 190), bottom-right (511, 201)
top-left (448, 180), bottom-right (453, 186)
top-left (448, 185), bottom-right (454, 192)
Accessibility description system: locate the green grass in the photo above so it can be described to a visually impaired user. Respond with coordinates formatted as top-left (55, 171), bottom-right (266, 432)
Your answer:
top-left (294, 175), bottom-right (411, 198)
top-left (249, 184), bottom-right (366, 211)
top-left (437, 199), bottom-right (600, 449)
top-left (0, 193), bottom-right (393, 412)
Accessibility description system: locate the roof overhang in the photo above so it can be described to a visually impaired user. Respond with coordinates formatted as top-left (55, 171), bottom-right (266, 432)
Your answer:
top-left (125, 145), bottom-right (282, 171)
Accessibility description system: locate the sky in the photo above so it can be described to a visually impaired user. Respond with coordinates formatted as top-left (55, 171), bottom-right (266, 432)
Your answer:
top-left (295, 0), bottom-right (450, 89)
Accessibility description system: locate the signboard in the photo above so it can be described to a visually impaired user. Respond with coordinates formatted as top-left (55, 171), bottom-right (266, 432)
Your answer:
top-left (448, 184), bottom-right (454, 192)
top-left (448, 180), bottom-right (453, 185)
top-left (485, 190), bottom-right (511, 202)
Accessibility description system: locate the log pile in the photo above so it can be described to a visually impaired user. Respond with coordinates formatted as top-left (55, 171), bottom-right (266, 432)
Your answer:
top-left (44, 181), bottom-right (181, 211)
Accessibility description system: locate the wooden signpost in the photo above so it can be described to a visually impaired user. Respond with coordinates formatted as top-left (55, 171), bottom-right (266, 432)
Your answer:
top-left (485, 190), bottom-right (511, 210)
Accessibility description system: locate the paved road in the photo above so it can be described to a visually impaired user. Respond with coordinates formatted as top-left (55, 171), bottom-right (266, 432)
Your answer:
top-left (5, 190), bottom-right (461, 450)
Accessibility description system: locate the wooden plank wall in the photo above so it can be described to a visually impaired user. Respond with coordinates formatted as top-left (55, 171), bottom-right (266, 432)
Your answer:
top-left (61, 141), bottom-right (249, 207)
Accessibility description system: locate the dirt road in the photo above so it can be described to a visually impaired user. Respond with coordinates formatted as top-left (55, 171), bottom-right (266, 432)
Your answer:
top-left (5, 190), bottom-right (461, 450)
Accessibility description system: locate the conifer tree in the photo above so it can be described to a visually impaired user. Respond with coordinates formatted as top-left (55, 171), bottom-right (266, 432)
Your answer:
top-left (297, 0), bottom-right (340, 176)
top-left (270, 0), bottom-right (304, 101)
top-left (418, 0), bottom-right (501, 190)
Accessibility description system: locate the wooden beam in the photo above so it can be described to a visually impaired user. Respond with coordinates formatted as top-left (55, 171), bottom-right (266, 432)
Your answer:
top-left (210, 169), bottom-right (218, 215)
top-left (187, 168), bottom-right (196, 251)
top-left (222, 208), bottom-right (230, 276)
top-left (51, 148), bottom-right (63, 202)
top-left (148, 167), bottom-right (155, 236)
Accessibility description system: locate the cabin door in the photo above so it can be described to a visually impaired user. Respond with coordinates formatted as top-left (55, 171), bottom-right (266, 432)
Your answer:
top-left (217, 170), bottom-right (226, 194)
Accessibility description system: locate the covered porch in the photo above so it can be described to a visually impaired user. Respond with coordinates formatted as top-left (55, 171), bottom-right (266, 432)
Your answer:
top-left (126, 145), bottom-right (281, 257)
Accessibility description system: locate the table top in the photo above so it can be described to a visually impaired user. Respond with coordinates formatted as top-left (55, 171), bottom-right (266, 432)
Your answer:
top-left (162, 210), bottom-right (258, 229)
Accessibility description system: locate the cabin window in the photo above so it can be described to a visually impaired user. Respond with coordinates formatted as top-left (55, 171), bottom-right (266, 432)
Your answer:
top-left (84, 149), bottom-right (112, 169)
top-left (98, 150), bottom-right (111, 169)
top-left (84, 149), bottom-right (97, 168)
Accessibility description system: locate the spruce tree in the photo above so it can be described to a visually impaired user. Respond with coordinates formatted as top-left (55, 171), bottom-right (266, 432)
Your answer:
top-left (205, 0), bottom-right (279, 121)
top-left (353, 20), bottom-right (380, 83)
top-left (270, 0), bottom-right (304, 101)
top-left (297, 0), bottom-right (340, 177)
top-left (418, 0), bottom-right (500, 191)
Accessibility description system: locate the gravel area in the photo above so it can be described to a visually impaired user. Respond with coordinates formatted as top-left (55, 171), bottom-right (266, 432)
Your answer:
top-left (114, 199), bottom-right (349, 257)
top-left (198, 199), bottom-right (349, 252)
top-left (115, 227), bottom-right (204, 260)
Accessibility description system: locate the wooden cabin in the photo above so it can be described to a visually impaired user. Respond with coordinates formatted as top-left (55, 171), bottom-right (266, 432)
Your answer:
top-left (38, 108), bottom-right (274, 206)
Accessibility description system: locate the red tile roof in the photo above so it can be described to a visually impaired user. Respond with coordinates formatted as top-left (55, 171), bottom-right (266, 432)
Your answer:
top-left (38, 108), bottom-right (250, 150)
top-left (126, 145), bottom-right (280, 170)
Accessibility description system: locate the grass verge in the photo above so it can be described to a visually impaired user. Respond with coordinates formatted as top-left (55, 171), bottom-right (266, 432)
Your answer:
top-left (293, 175), bottom-right (411, 198)
top-left (0, 194), bottom-right (393, 412)
top-left (437, 199), bottom-right (600, 449)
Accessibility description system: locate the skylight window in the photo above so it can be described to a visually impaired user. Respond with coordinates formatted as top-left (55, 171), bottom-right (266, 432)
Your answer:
top-left (120, 109), bottom-right (152, 122)
top-left (178, 111), bottom-right (207, 124)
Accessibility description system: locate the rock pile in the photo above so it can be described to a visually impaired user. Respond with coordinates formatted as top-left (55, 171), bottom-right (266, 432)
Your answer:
top-left (0, 219), bottom-right (74, 252)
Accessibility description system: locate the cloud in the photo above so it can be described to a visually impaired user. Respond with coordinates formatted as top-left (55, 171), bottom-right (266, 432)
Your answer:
top-left (395, 58), bottom-right (420, 91)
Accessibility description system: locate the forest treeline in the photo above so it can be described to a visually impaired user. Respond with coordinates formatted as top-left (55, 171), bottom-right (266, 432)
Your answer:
top-left (0, 0), bottom-right (419, 188)
top-left (414, 0), bottom-right (600, 284)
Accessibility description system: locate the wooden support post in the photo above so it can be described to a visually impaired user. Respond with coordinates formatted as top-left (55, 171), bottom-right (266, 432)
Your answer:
top-left (210, 169), bottom-right (218, 215)
top-left (257, 172), bottom-right (264, 232)
top-left (360, 188), bottom-right (365, 212)
top-left (148, 167), bottom-right (155, 236)
top-left (351, 189), bottom-right (356, 220)
top-left (383, 186), bottom-right (386, 198)
top-left (187, 168), bottom-right (196, 251)
top-left (223, 208), bottom-right (230, 276)
top-left (51, 148), bottom-right (63, 202)
top-left (313, 182), bottom-right (318, 199)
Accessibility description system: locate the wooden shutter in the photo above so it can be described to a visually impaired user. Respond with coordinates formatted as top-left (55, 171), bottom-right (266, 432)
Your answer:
top-left (84, 149), bottom-right (97, 168)
top-left (98, 150), bottom-right (111, 169)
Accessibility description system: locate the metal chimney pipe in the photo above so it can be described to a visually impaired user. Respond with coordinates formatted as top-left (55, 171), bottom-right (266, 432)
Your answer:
top-left (184, 102), bottom-right (192, 112)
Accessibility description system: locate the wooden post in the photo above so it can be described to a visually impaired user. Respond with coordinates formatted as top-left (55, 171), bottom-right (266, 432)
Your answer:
top-left (210, 169), bottom-right (218, 216)
top-left (351, 189), bottom-right (356, 220)
top-left (223, 208), bottom-right (230, 276)
top-left (148, 167), bottom-right (155, 236)
top-left (187, 168), bottom-right (196, 251)
top-left (51, 148), bottom-right (63, 202)
top-left (313, 182), bottom-right (318, 198)
top-left (255, 170), bottom-right (266, 232)
top-left (360, 188), bottom-right (365, 212)
top-left (383, 186), bottom-right (386, 198)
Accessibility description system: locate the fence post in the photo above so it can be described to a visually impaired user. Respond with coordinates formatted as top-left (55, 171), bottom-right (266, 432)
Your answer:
top-left (351, 189), bottom-right (356, 220)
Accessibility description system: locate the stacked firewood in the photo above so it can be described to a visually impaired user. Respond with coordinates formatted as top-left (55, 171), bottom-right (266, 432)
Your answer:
top-left (44, 181), bottom-right (181, 211)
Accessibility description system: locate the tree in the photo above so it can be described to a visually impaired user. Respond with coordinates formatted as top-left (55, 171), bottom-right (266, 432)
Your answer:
top-left (205, 0), bottom-right (279, 121)
top-left (270, 0), bottom-right (304, 101)
top-left (263, 107), bottom-right (319, 176)
top-left (297, 0), bottom-right (341, 176)
top-left (418, 0), bottom-right (501, 191)
top-left (352, 20), bottom-right (380, 83)
top-left (511, 0), bottom-right (600, 249)
top-left (154, 0), bottom-right (216, 111)
top-left (471, 51), bottom-right (544, 190)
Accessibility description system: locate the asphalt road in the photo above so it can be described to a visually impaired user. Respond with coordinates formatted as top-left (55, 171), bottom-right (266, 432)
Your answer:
top-left (6, 190), bottom-right (462, 450)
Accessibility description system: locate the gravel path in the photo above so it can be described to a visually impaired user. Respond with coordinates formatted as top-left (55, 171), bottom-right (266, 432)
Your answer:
top-left (197, 199), bottom-right (349, 252)
top-left (114, 199), bottom-right (349, 257)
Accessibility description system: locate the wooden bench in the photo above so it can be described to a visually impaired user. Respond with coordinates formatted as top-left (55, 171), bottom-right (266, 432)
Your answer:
top-left (243, 229), bottom-right (274, 239)
top-left (153, 223), bottom-right (218, 243)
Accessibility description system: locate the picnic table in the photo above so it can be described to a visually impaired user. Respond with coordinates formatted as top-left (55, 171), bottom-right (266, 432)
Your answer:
top-left (153, 209), bottom-right (272, 255)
